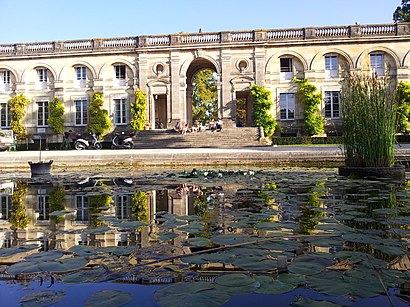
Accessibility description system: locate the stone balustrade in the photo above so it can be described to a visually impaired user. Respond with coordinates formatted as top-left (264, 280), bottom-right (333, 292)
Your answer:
top-left (0, 23), bottom-right (408, 56)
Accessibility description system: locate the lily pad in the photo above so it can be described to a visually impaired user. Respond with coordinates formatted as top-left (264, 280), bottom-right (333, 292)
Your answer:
top-left (154, 282), bottom-right (230, 307)
top-left (86, 290), bottom-right (132, 307)
top-left (288, 261), bottom-right (325, 276)
top-left (278, 273), bottom-right (306, 286)
top-left (187, 237), bottom-right (211, 247)
top-left (20, 290), bottom-right (65, 307)
top-left (211, 234), bottom-right (257, 246)
top-left (292, 297), bottom-right (339, 307)
top-left (254, 276), bottom-right (295, 294)
top-left (157, 232), bottom-right (179, 241)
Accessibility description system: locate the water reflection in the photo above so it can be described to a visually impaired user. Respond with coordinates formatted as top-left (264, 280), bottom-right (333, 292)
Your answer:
top-left (0, 169), bottom-right (409, 306)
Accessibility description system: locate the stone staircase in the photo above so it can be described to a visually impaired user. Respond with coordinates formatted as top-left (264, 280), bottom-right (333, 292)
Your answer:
top-left (132, 127), bottom-right (265, 149)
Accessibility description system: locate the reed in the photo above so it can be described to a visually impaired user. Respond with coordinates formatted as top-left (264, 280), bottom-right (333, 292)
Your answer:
top-left (340, 72), bottom-right (397, 168)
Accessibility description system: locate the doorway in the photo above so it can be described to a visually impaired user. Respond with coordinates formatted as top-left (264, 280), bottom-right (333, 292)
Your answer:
top-left (235, 90), bottom-right (253, 127)
top-left (154, 94), bottom-right (167, 129)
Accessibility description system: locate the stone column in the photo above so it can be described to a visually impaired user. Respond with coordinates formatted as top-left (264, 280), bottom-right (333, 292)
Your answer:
top-left (220, 49), bottom-right (233, 122)
top-left (138, 53), bottom-right (149, 123)
top-left (170, 51), bottom-right (183, 124)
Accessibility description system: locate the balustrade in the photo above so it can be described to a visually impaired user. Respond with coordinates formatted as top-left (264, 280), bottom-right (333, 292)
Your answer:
top-left (0, 23), bottom-right (407, 56)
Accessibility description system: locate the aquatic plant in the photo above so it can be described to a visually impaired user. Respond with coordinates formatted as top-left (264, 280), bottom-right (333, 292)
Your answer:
top-left (340, 72), bottom-right (397, 167)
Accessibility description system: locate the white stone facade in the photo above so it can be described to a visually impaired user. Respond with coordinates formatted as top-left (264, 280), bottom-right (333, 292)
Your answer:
top-left (0, 23), bottom-right (409, 141)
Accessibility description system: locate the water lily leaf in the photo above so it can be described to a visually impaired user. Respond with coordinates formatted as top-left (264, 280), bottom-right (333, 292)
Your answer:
top-left (277, 273), bottom-right (306, 286)
top-left (211, 234), bottom-right (256, 246)
top-left (49, 210), bottom-right (75, 217)
top-left (215, 273), bottom-right (260, 295)
top-left (154, 282), bottom-right (230, 307)
top-left (306, 274), bottom-right (351, 296)
top-left (20, 290), bottom-right (65, 307)
top-left (26, 250), bottom-right (65, 262)
top-left (6, 261), bottom-right (44, 274)
top-left (38, 257), bottom-right (89, 273)
top-left (0, 245), bottom-right (39, 263)
top-left (254, 221), bottom-right (282, 230)
top-left (254, 276), bottom-right (295, 294)
top-left (157, 232), bottom-right (179, 241)
top-left (69, 245), bottom-right (96, 257)
top-left (372, 244), bottom-right (405, 256)
top-left (288, 261), bottom-right (325, 276)
top-left (233, 256), bottom-right (277, 271)
top-left (292, 297), bottom-right (339, 307)
top-left (86, 290), bottom-right (132, 307)
top-left (96, 246), bottom-right (135, 256)
top-left (110, 220), bottom-right (147, 229)
top-left (187, 237), bottom-right (211, 247)
top-left (230, 247), bottom-right (268, 257)
top-left (181, 254), bottom-right (208, 265)
top-left (62, 267), bottom-right (106, 283)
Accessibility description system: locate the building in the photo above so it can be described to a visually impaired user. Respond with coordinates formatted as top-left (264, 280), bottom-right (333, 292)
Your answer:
top-left (0, 22), bottom-right (409, 142)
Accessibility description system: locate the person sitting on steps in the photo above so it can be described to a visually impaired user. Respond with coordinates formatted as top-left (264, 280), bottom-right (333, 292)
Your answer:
top-left (216, 118), bottom-right (223, 132)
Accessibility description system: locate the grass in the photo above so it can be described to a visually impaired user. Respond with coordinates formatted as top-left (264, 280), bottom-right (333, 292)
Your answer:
top-left (341, 72), bottom-right (397, 168)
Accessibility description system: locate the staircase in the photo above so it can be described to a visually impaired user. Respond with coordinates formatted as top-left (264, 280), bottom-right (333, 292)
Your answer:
top-left (132, 127), bottom-right (265, 149)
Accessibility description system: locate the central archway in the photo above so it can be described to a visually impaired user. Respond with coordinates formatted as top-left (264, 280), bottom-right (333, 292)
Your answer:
top-left (185, 58), bottom-right (218, 126)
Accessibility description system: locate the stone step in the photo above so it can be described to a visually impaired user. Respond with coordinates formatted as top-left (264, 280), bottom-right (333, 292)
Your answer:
top-left (131, 127), bottom-right (265, 149)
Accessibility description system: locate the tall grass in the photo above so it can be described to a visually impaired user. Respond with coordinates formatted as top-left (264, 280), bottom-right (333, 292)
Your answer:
top-left (341, 72), bottom-right (397, 167)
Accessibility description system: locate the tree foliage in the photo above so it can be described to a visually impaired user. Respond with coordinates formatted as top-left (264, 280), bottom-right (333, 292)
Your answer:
top-left (130, 89), bottom-right (147, 130)
top-left (86, 92), bottom-right (112, 139)
top-left (192, 69), bottom-right (218, 124)
top-left (8, 94), bottom-right (28, 141)
top-left (48, 98), bottom-right (65, 134)
top-left (249, 84), bottom-right (277, 137)
top-left (294, 78), bottom-right (325, 136)
top-left (131, 191), bottom-right (148, 223)
top-left (395, 81), bottom-right (410, 133)
top-left (393, 0), bottom-right (410, 22)
top-left (49, 186), bottom-right (65, 224)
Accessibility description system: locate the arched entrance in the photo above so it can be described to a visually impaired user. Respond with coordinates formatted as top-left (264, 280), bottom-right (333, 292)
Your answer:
top-left (185, 58), bottom-right (219, 126)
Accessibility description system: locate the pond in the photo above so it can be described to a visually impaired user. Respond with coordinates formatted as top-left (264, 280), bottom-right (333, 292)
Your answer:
top-left (0, 167), bottom-right (409, 307)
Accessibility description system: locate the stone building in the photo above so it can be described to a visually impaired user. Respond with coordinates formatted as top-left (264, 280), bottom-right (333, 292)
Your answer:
top-left (0, 22), bottom-right (409, 141)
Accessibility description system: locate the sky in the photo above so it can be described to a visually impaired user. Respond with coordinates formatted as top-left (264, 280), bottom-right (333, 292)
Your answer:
top-left (0, 0), bottom-right (402, 44)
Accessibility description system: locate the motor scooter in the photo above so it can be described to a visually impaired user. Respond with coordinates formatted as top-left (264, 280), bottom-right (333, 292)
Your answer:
top-left (112, 131), bottom-right (134, 149)
top-left (74, 133), bottom-right (102, 150)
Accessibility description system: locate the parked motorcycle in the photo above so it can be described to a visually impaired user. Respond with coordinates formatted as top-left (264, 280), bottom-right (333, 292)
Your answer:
top-left (112, 131), bottom-right (134, 149)
top-left (74, 133), bottom-right (102, 150)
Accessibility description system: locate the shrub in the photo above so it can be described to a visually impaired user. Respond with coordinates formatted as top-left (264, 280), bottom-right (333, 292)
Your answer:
top-left (293, 78), bottom-right (325, 136)
top-left (87, 92), bottom-right (112, 139)
top-left (395, 81), bottom-right (410, 133)
top-left (250, 84), bottom-right (277, 137)
top-left (130, 89), bottom-right (147, 130)
top-left (8, 94), bottom-right (28, 141)
top-left (48, 98), bottom-right (65, 134)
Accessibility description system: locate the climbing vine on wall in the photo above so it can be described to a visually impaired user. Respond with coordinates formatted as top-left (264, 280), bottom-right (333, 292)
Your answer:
top-left (293, 78), bottom-right (325, 136)
top-left (130, 89), bottom-right (147, 130)
top-left (87, 92), bottom-right (112, 139)
top-left (250, 84), bottom-right (277, 137)
top-left (8, 94), bottom-right (28, 141)
top-left (48, 98), bottom-right (65, 134)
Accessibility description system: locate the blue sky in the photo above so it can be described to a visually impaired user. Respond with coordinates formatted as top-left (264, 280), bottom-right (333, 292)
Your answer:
top-left (0, 0), bottom-right (401, 44)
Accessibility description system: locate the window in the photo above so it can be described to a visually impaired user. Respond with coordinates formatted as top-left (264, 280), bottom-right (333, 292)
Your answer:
top-left (0, 102), bottom-right (10, 128)
top-left (116, 233), bottom-right (128, 246)
top-left (1, 195), bottom-right (11, 220)
top-left (75, 66), bottom-right (87, 88)
top-left (114, 98), bottom-right (128, 124)
top-left (37, 194), bottom-right (49, 221)
top-left (76, 233), bottom-right (88, 246)
top-left (37, 68), bottom-right (48, 89)
top-left (279, 93), bottom-right (295, 120)
top-left (325, 55), bottom-right (338, 79)
top-left (74, 99), bottom-right (88, 126)
top-left (114, 64), bottom-right (126, 86)
top-left (115, 194), bottom-right (131, 219)
top-left (37, 101), bottom-right (49, 127)
top-left (76, 195), bottom-right (89, 221)
top-left (324, 91), bottom-right (340, 119)
top-left (280, 58), bottom-right (293, 80)
top-left (0, 70), bottom-right (11, 92)
top-left (370, 53), bottom-right (384, 76)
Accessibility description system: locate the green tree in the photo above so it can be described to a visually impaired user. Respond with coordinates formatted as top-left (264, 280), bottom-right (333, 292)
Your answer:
top-left (250, 84), bottom-right (277, 137)
top-left (48, 98), bottom-right (65, 134)
top-left (192, 69), bottom-right (218, 124)
top-left (87, 92), bottom-right (112, 139)
top-left (10, 181), bottom-right (28, 229)
top-left (294, 78), bottom-right (325, 136)
top-left (395, 81), bottom-right (410, 133)
top-left (393, 0), bottom-right (410, 22)
top-left (131, 191), bottom-right (148, 223)
top-left (49, 186), bottom-right (65, 224)
top-left (8, 94), bottom-right (28, 141)
top-left (130, 89), bottom-right (147, 130)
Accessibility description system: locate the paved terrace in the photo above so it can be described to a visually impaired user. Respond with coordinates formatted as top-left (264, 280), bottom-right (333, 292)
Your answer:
top-left (1, 145), bottom-right (409, 169)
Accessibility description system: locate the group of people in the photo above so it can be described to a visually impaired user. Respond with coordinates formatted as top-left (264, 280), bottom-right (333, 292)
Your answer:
top-left (173, 118), bottom-right (223, 134)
